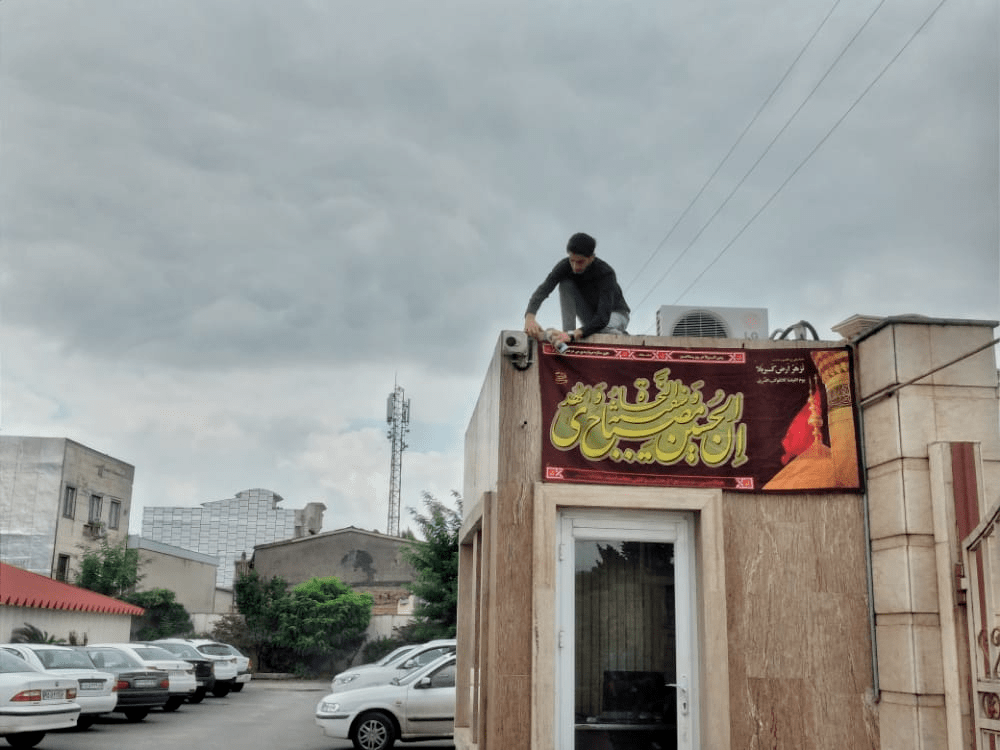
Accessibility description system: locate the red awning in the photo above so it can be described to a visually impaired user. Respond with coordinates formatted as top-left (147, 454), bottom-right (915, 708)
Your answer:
top-left (0, 563), bottom-right (144, 616)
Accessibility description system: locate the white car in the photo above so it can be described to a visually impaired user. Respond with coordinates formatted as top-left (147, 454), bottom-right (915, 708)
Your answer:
top-left (208, 643), bottom-right (252, 692)
top-left (155, 639), bottom-right (238, 697)
top-left (346, 645), bottom-right (418, 676)
top-left (90, 643), bottom-right (196, 711)
top-left (316, 653), bottom-right (456, 750)
top-left (0, 644), bottom-right (116, 729)
top-left (0, 649), bottom-right (80, 749)
top-left (330, 639), bottom-right (456, 693)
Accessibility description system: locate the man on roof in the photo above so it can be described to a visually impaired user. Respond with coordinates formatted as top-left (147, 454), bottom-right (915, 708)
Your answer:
top-left (523, 231), bottom-right (630, 346)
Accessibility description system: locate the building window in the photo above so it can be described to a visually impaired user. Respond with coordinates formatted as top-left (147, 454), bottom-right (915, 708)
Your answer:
top-left (108, 499), bottom-right (121, 530)
top-left (62, 486), bottom-right (77, 519)
top-left (55, 554), bottom-right (70, 582)
top-left (88, 495), bottom-right (103, 524)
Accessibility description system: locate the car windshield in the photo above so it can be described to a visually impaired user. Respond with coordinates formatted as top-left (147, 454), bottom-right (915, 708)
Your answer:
top-left (0, 651), bottom-right (40, 674)
top-left (377, 645), bottom-right (415, 666)
top-left (133, 646), bottom-right (177, 661)
top-left (35, 649), bottom-right (95, 670)
top-left (401, 645), bottom-right (456, 669)
top-left (154, 642), bottom-right (201, 659)
top-left (196, 644), bottom-right (232, 657)
top-left (86, 648), bottom-right (143, 669)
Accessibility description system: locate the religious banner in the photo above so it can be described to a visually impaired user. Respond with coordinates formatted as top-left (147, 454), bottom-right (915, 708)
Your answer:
top-left (539, 341), bottom-right (862, 492)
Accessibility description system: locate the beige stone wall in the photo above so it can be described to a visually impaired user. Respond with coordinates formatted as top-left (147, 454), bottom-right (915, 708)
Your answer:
top-left (858, 319), bottom-right (1000, 750)
top-left (135, 547), bottom-right (218, 614)
top-left (723, 493), bottom-right (878, 749)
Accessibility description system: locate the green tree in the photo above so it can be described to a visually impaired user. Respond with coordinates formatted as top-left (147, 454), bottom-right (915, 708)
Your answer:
top-left (123, 588), bottom-right (194, 640)
top-left (277, 577), bottom-right (372, 655)
top-left (211, 613), bottom-right (253, 653)
top-left (234, 571), bottom-right (290, 671)
top-left (400, 491), bottom-right (462, 641)
top-left (74, 540), bottom-right (142, 597)
top-left (234, 572), bottom-right (372, 675)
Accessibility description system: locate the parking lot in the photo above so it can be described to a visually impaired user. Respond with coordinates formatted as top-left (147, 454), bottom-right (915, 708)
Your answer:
top-left (24, 678), bottom-right (455, 750)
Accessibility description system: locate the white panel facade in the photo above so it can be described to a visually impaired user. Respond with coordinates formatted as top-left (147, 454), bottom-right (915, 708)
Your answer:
top-left (0, 438), bottom-right (63, 575)
top-left (141, 488), bottom-right (304, 588)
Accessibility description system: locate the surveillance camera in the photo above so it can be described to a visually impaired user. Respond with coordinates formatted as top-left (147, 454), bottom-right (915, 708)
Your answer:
top-left (502, 331), bottom-right (529, 357)
top-left (501, 330), bottom-right (533, 370)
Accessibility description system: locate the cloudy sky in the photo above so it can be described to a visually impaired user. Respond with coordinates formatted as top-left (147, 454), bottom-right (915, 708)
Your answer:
top-left (1, 0), bottom-right (996, 536)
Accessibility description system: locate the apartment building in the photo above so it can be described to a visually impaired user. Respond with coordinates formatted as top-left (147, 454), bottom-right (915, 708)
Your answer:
top-left (0, 436), bottom-right (134, 582)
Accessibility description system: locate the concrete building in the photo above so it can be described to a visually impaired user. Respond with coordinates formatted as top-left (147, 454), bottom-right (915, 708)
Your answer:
top-left (0, 562), bottom-right (143, 643)
top-left (141, 488), bottom-right (325, 588)
top-left (128, 535), bottom-right (219, 616)
top-left (455, 315), bottom-right (1000, 750)
top-left (251, 527), bottom-right (417, 641)
top-left (0, 436), bottom-right (135, 581)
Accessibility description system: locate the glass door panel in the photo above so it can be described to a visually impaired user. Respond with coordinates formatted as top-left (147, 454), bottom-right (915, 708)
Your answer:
top-left (559, 512), bottom-right (695, 750)
top-left (575, 540), bottom-right (676, 749)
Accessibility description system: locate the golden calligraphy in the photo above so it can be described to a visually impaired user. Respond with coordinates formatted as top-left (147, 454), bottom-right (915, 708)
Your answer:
top-left (550, 367), bottom-right (749, 467)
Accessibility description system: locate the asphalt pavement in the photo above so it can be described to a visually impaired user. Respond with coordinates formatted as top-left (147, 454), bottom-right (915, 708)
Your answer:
top-left (25, 677), bottom-right (454, 750)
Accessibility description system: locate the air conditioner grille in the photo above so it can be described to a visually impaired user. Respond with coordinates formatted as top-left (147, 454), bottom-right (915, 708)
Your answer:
top-left (671, 310), bottom-right (729, 338)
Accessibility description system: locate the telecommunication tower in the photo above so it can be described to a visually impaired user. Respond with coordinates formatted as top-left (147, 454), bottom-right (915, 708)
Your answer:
top-left (385, 384), bottom-right (410, 537)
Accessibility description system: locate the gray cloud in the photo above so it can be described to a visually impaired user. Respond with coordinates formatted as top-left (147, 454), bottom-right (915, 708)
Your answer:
top-left (1, 0), bottom-right (995, 532)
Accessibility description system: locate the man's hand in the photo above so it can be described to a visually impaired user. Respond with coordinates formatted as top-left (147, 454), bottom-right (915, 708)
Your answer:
top-left (524, 313), bottom-right (545, 341)
top-left (550, 330), bottom-right (571, 344)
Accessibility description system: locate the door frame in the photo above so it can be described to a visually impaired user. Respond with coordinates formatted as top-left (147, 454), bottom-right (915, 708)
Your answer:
top-left (557, 509), bottom-right (698, 750)
top-left (532, 483), bottom-right (731, 750)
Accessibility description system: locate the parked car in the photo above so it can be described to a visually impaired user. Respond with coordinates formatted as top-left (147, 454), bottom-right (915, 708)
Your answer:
top-left (78, 646), bottom-right (169, 722)
top-left (348, 645), bottom-right (418, 675)
top-left (0, 649), bottom-right (80, 748)
top-left (209, 643), bottom-right (252, 692)
top-left (330, 639), bottom-right (457, 693)
top-left (153, 639), bottom-right (238, 697)
top-left (0, 644), bottom-right (116, 729)
top-left (315, 653), bottom-right (456, 750)
top-left (91, 643), bottom-right (195, 711)
top-left (140, 641), bottom-right (215, 703)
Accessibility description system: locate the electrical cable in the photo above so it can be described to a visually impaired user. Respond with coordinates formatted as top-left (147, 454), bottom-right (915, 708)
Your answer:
top-left (632, 0), bottom-right (890, 318)
top-left (624, 0), bottom-right (845, 294)
top-left (669, 0), bottom-right (951, 309)
top-left (860, 336), bottom-right (1000, 407)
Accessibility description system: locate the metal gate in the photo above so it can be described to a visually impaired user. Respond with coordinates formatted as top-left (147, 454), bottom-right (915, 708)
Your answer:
top-left (964, 496), bottom-right (1000, 748)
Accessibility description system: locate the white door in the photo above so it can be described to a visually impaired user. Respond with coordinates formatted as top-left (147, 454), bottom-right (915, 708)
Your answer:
top-left (557, 510), bottom-right (697, 750)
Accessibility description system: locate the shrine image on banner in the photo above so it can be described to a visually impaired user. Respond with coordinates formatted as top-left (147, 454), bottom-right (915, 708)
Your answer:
top-left (539, 341), bottom-right (862, 492)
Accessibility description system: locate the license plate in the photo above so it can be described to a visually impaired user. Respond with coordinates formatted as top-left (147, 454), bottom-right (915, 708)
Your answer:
top-left (134, 679), bottom-right (158, 688)
top-left (41, 689), bottom-right (64, 700)
top-left (78, 680), bottom-right (102, 690)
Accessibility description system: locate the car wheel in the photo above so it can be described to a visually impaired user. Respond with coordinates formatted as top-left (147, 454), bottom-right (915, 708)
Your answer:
top-left (4, 733), bottom-right (45, 749)
top-left (351, 711), bottom-right (395, 750)
top-left (211, 684), bottom-right (231, 697)
top-left (163, 696), bottom-right (185, 712)
top-left (188, 688), bottom-right (206, 704)
top-left (230, 682), bottom-right (244, 692)
top-left (75, 715), bottom-right (96, 730)
top-left (123, 708), bottom-right (149, 722)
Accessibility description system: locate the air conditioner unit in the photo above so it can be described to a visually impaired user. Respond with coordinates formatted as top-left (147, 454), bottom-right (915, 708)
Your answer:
top-left (656, 305), bottom-right (769, 340)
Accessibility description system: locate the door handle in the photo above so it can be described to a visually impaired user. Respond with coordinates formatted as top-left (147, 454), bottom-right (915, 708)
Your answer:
top-left (666, 675), bottom-right (689, 717)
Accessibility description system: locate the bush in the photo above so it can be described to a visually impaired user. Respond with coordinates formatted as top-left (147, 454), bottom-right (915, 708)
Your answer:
top-left (123, 589), bottom-right (193, 640)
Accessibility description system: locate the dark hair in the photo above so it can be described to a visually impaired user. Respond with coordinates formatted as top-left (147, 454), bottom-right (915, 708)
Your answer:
top-left (566, 232), bottom-right (596, 257)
